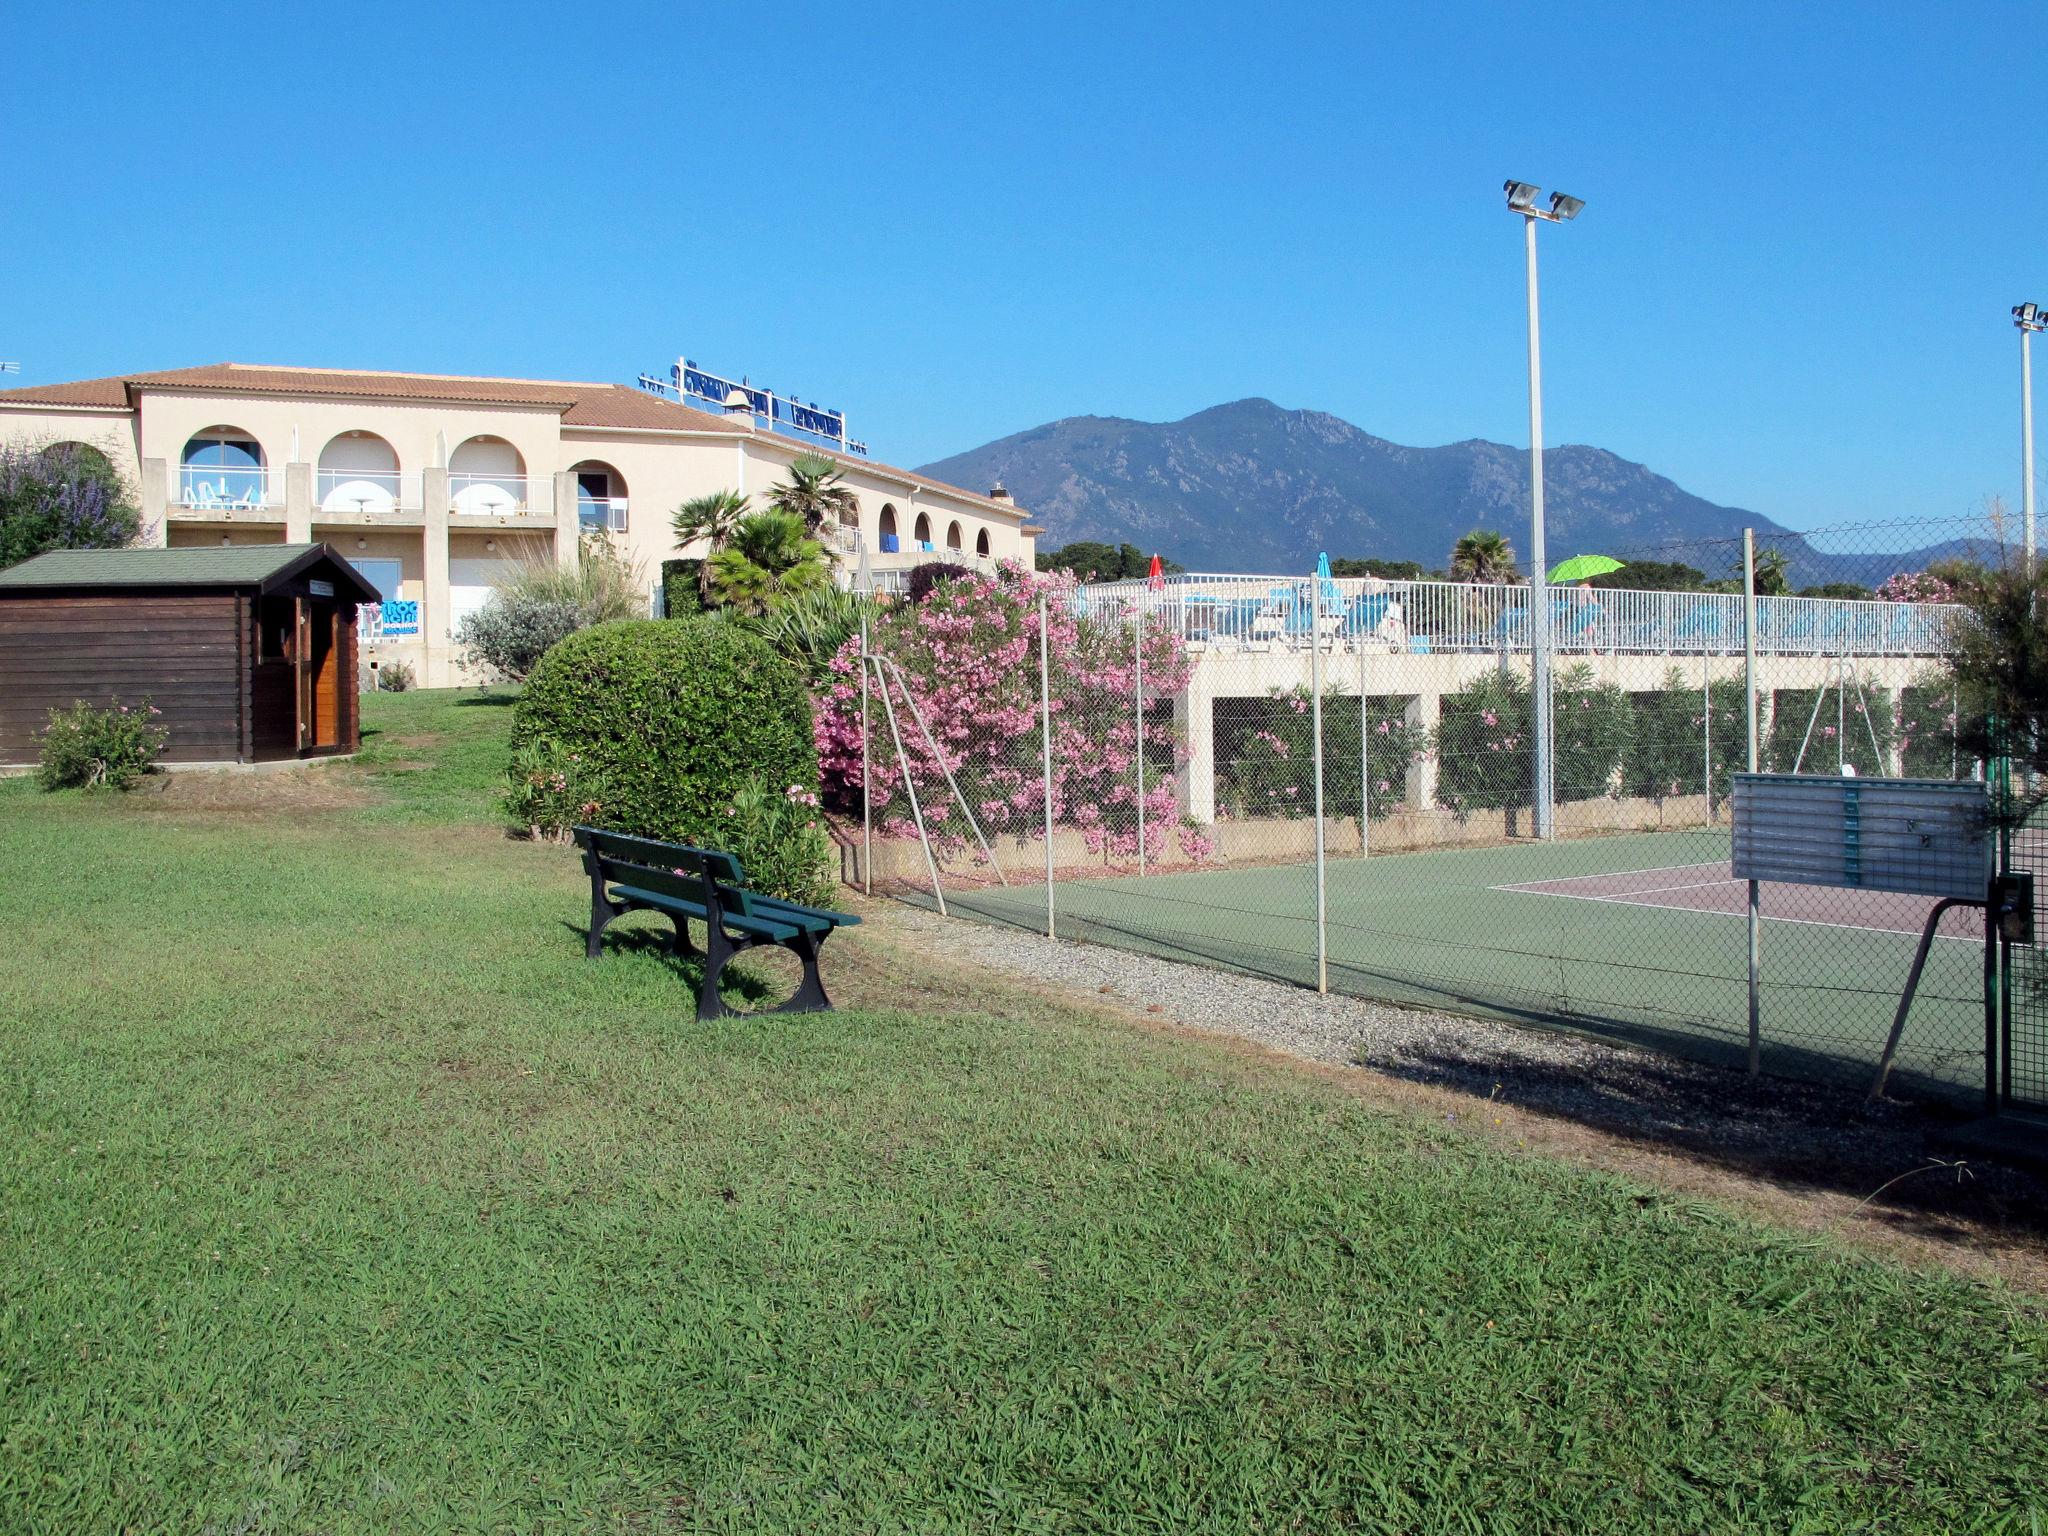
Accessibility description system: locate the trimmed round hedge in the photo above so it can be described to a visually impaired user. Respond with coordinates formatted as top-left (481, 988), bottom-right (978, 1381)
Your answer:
top-left (511, 618), bottom-right (820, 844)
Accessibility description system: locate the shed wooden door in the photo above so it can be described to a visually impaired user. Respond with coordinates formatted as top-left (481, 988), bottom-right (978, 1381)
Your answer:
top-left (296, 599), bottom-right (341, 751)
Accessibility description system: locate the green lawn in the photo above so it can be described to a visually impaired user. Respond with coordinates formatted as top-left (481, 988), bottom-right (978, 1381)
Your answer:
top-left (0, 689), bottom-right (2042, 1533)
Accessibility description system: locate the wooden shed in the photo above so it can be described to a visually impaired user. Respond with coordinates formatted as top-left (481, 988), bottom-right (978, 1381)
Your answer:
top-left (0, 543), bottom-right (381, 766)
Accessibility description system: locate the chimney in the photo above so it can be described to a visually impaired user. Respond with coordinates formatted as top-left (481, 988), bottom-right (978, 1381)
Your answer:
top-left (722, 386), bottom-right (754, 425)
top-left (989, 480), bottom-right (1011, 503)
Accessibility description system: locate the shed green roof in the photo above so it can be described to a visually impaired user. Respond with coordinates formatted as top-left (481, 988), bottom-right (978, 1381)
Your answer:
top-left (0, 543), bottom-right (374, 598)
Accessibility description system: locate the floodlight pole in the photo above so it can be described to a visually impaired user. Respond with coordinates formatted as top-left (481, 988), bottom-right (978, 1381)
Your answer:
top-left (2020, 312), bottom-right (2041, 573)
top-left (1522, 210), bottom-right (1556, 840)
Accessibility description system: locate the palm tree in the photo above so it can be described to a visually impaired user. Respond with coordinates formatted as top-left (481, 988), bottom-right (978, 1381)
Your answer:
top-left (671, 488), bottom-right (751, 604)
top-left (1449, 529), bottom-right (1519, 584)
top-left (706, 510), bottom-right (830, 616)
top-left (1752, 546), bottom-right (1791, 597)
top-left (769, 452), bottom-right (860, 541)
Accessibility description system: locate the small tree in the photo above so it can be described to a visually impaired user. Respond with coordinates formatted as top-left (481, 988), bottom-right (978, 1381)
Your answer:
top-left (706, 511), bottom-right (828, 616)
top-left (1449, 529), bottom-right (1518, 583)
top-left (0, 440), bottom-right (142, 568)
top-left (1945, 561), bottom-right (2048, 817)
top-left (671, 489), bottom-right (751, 605)
top-left (768, 453), bottom-right (859, 539)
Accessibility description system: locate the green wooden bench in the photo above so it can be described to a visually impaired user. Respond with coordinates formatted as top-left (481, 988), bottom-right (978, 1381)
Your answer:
top-left (573, 825), bottom-right (861, 1019)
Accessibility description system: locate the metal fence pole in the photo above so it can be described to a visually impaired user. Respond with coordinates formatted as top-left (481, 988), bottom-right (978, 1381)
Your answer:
top-left (873, 657), bottom-right (945, 918)
top-left (1311, 577), bottom-right (1329, 993)
top-left (1040, 592), bottom-right (1056, 941)
top-left (860, 611), bottom-right (872, 897)
top-left (1743, 528), bottom-right (1761, 1076)
top-left (1135, 603), bottom-right (1146, 876)
top-left (1358, 631), bottom-right (1371, 856)
top-left (1702, 654), bottom-right (1712, 824)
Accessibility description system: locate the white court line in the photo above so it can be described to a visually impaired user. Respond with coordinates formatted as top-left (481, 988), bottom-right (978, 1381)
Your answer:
top-left (1497, 862), bottom-right (1728, 896)
top-left (1494, 880), bottom-right (1980, 944)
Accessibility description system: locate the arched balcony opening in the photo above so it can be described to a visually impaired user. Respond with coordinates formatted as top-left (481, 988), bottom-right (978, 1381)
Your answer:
top-left (945, 520), bottom-right (964, 551)
top-left (317, 431), bottom-right (401, 515)
top-left (449, 435), bottom-right (528, 514)
top-left (570, 460), bottom-right (630, 533)
top-left (975, 528), bottom-right (991, 557)
top-left (180, 427), bottom-right (269, 510)
top-left (913, 511), bottom-right (932, 550)
top-left (878, 503), bottom-right (900, 552)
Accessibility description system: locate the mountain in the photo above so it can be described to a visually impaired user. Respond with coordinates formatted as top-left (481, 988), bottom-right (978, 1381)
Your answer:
top-left (919, 399), bottom-right (1973, 584)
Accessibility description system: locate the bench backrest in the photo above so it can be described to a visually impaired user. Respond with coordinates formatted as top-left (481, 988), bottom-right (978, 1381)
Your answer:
top-left (573, 826), bottom-right (754, 918)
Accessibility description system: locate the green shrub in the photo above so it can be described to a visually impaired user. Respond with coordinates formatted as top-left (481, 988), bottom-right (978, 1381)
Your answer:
top-left (374, 659), bottom-right (415, 693)
top-left (511, 619), bottom-right (826, 898)
top-left (37, 698), bottom-right (168, 790)
top-left (457, 535), bottom-right (648, 682)
top-left (717, 781), bottom-right (834, 908)
top-left (1215, 688), bottom-right (1426, 822)
top-left (1766, 681), bottom-right (1897, 775)
top-left (502, 741), bottom-right (611, 841)
top-left (1622, 671), bottom-right (1745, 807)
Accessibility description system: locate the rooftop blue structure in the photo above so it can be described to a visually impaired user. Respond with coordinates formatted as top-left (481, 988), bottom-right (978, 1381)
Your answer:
top-left (636, 356), bottom-right (868, 457)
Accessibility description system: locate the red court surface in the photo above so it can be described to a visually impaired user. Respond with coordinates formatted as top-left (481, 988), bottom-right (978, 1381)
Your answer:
top-left (1497, 862), bottom-right (1984, 941)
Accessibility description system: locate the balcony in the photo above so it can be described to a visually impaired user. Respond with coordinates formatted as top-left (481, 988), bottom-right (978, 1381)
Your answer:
top-left (450, 473), bottom-right (552, 517)
top-left (577, 496), bottom-right (629, 533)
top-left (317, 469), bottom-right (422, 517)
top-left (176, 464), bottom-right (283, 513)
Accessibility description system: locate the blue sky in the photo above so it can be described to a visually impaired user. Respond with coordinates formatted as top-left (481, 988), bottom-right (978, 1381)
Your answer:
top-left (6, 1), bottom-right (2043, 531)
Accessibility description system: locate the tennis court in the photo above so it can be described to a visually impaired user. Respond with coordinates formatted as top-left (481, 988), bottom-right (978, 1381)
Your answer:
top-left (919, 828), bottom-right (1990, 1100)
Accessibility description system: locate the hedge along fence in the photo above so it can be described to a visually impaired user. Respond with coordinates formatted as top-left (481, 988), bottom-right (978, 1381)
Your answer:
top-left (812, 565), bottom-right (1211, 867)
top-left (1764, 682), bottom-right (1897, 777)
top-left (1434, 664), bottom-right (1635, 834)
top-left (1214, 689), bottom-right (1428, 823)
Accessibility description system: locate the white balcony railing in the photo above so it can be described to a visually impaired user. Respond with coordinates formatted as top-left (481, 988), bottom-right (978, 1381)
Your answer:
top-left (177, 464), bottom-right (283, 511)
top-left (450, 473), bottom-right (551, 516)
top-left (1071, 574), bottom-right (1964, 660)
top-left (577, 496), bottom-right (629, 533)
top-left (317, 468), bottom-right (423, 515)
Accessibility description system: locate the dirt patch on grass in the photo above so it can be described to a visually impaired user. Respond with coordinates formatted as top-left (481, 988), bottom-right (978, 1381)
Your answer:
top-left (132, 767), bottom-right (377, 817)
top-left (842, 903), bottom-right (2048, 1295)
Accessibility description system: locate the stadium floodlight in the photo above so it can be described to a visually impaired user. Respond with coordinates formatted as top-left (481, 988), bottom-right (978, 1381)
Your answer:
top-left (1503, 179), bottom-right (1589, 839)
top-left (2019, 304), bottom-right (2048, 570)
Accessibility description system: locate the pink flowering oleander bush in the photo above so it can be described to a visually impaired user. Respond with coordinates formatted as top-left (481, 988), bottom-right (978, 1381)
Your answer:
top-left (1875, 570), bottom-right (1958, 606)
top-left (814, 563), bottom-right (1211, 864)
top-left (36, 697), bottom-right (168, 790)
top-left (716, 781), bottom-right (835, 908)
top-left (1899, 676), bottom-right (1975, 780)
top-left (1765, 681), bottom-right (1897, 775)
top-left (502, 741), bottom-right (610, 843)
top-left (1434, 665), bottom-right (1631, 828)
top-left (1215, 688), bottom-right (1427, 823)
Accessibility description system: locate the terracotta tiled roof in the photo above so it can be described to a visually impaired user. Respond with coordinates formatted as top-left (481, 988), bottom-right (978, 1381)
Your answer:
top-left (0, 364), bottom-right (1021, 514)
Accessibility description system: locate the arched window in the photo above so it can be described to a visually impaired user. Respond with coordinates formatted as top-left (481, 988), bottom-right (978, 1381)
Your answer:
top-left (449, 435), bottom-right (528, 513)
top-left (975, 528), bottom-right (991, 557)
top-left (878, 503), bottom-right (899, 551)
top-left (43, 442), bottom-right (114, 477)
top-left (945, 520), bottom-right (963, 551)
top-left (317, 431), bottom-right (400, 514)
top-left (913, 511), bottom-right (932, 549)
top-left (569, 459), bottom-right (630, 532)
top-left (180, 427), bottom-right (266, 509)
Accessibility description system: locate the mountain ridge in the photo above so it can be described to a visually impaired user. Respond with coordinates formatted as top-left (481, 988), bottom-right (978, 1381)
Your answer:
top-left (917, 398), bottom-right (1967, 585)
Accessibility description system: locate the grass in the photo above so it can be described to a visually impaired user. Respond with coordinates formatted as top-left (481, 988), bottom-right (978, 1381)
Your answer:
top-left (0, 688), bottom-right (2042, 1532)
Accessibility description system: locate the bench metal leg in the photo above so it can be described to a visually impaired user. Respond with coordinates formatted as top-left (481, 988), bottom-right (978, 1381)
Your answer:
top-left (696, 925), bottom-right (837, 1021)
top-left (586, 888), bottom-right (625, 959)
top-left (664, 916), bottom-right (701, 961)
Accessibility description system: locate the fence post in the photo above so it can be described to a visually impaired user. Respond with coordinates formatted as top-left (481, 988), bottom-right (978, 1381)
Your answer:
top-left (1311, 576), bottom-right (1328, 993)
top-left (860, 611), bottom-right (872, 896)
top-left (1040, 592), bottom-right (1056, 941)
top-left (1135, 602), bottom-right (1146, 876)
top-left (1743, 528), bottom-right (1761, 1076)
top-left (1358, 632), bottom-right (1371, 856)
top-left (1702, 654), bottom-right (1712, 825)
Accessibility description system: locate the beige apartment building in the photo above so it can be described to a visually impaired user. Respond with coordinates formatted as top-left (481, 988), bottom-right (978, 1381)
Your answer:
top-left (0, 363), bottom-right (1039, 685)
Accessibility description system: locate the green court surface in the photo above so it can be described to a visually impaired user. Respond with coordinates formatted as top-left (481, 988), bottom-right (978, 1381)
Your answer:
top-left (915, 827), bottom-right (1991, 1101)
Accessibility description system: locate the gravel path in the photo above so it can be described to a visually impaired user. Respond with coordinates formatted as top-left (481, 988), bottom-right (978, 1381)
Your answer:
top-left (876, 900), bottom-right (2017, 1180)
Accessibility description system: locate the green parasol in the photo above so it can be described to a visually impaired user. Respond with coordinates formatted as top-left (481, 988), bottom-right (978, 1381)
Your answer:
top-left (1547, 554), bottom-right (1625, 583)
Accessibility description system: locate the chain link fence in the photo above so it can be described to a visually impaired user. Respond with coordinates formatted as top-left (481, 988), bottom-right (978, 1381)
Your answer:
top-left (829, 512), bottom-right (2009, 1104)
